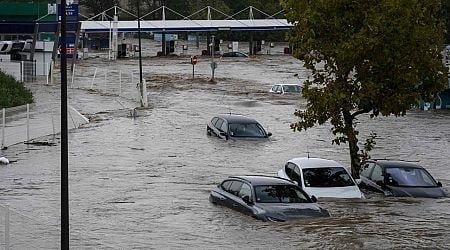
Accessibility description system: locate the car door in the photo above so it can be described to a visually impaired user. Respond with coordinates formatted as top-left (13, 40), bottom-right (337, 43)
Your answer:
top-left (213, 118), bottom-right (225, 139)
top-left (367, 164), bottom-right (385, 193)
top-left (236, 183), bottom-right (254, 216)
top-left (290, 163), bottom-right (303, 187)
top-left (214, 180), bottom-right (233, 206)
top-left (223, 181), bottom-right (243, 211)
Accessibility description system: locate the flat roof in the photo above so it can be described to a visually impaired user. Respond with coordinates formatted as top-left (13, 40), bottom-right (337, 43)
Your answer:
top-left (81, 19), bottom-right (292, 33)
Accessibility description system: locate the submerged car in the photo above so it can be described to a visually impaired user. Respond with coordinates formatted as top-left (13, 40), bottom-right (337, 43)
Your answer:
top-left (206, 114), bottom-right (272, 140)
top-left (277, 157), bottom-right (364, 199)
top-left (359, 160), bottom-right (448, 198)
top-left (209, 175), bottom-right (330, 222)
top-left (269, 84), bottom-right (302, 95)
top-left (222, 51), bottom-right (248, 57)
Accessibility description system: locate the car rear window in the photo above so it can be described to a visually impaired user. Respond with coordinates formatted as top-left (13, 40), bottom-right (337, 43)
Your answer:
top-left (254, 185), bottom-right (310, 203)
top-left (385, 167), bottom-right (437, 187)
top-left (302, 167), bottom-right (355, 187)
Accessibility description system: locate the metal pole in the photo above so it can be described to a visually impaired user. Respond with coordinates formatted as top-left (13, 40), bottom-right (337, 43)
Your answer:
top-left (60, 0), bottom-right (70, 248)
top-left (71, 63), bottom-right (75, 88)
top-left (104, 70), bottom-right (107, 93)
top-left (119, 70), bottom-right (122, 96)
top-left (26, 104), bottom-right (30, 142)
top-left (211, 35), bottom-right (215, 82)
top-left (90, 68), bottom-right (97, 89)
top-left (5, 204), bottom-right (9, 250)
top-left (137, 0), bottom-right (144, 107)
top-left (51, 108), bottom-right (55, 141)
top-left (1, 108), bottom-right (5, 149)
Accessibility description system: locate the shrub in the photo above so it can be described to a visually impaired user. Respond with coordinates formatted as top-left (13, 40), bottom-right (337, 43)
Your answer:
top-left (0, 70), bottom-right (34, 108)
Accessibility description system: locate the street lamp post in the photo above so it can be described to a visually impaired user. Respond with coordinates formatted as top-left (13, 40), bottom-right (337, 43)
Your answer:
top-left (137, 0), bottom-right (144, 107)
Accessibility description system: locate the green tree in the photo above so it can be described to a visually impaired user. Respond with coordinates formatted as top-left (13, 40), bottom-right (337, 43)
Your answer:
top-left (79, 0), bottom-right (119, 16)
top-left (0, 71), bottom-right (33, 109)
top-left (283, 0), bottom-right (447, 178)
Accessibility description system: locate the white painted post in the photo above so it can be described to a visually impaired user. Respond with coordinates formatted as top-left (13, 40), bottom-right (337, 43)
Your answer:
top-left (90, 67), bottom-right (98, 89)
top-left (26, 104), bottom-right (30, 142)
top-left (1, 108), bottom-right (5, 148)
top-left (5, 204), bottom-right (10, 250)
top-left (104, 70), bottom-right (108, 93)
top-left (51, 108), bottom-right (55, 141)
top-left (45, 62), bottom-right (49, 85)
top-left (21, 61), bottom-right (24, 82)
top-left (119, 70), bottom-right (122, 96)
top-left (143, 79), bottom-right (148, 107)
top-left (71, 63), bottom-right (76, 88)
top-left (50, 60), bottom-right (54, 84)
top-left (131, 71), bottom-right (134, 86)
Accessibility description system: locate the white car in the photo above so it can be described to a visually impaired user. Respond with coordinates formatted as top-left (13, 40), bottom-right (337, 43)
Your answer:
top-left (269, 84), bottom-right (302, 95)
top-left (277, 157), bottom-right (364, 199)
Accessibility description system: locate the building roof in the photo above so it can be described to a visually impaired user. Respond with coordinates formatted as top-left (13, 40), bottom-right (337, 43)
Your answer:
top-left (81, 19), bottom-right (292, 33)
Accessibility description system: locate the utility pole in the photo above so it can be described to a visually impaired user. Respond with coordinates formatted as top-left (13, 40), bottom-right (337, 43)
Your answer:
top-left (137, 0), bottom-right (144, 107)
top-left (60, 0), bottom-right (69, 248)
top-left (210, 35), bottom-right (216, 82)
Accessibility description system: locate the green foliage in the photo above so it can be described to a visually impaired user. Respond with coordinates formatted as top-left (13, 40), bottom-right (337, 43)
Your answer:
top-left (0, 71), bottom-right (33, 109)
top-left (283, 0), bottom-right (447, 176)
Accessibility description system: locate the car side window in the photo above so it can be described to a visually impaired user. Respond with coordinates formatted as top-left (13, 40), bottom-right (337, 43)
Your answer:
top-left (221, 180), bottom-right (233, 191)
top-left (361, 163), bottom-right (375, 177)
top-left (215, 119), bottom-right (224, 130)
top-left (285, 163), bottom-right (293, 178)
top-left (275, 85), bottom-right (282, 93)
top-left (211, 117), bottom-right (218, 126)
top-left (238, 183), bottom-right (252, 199)
top-left (291, 165), bottom-right (302, 184)
top-left (370, 165), bottom-right (384, 183)
top-left (228, 181), bottom-right (243, 196)
top-left (220, 120), bottom-right (228, 133)
top-left (271, 85), bottom-right (277, 92)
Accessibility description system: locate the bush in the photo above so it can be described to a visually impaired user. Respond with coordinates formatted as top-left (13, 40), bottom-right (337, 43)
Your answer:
top-left (0, 70), bottom-right (33, 109)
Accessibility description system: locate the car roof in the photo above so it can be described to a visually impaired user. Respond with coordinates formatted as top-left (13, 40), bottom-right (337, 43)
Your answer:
top-left (288, 157), bottom-right (344, 169)
top-left (215, 114), bottom-right (259, 124)
top-left (368, 159), bottom-right (424, 169)
top-left (228, 175), bottom-right (295, 186)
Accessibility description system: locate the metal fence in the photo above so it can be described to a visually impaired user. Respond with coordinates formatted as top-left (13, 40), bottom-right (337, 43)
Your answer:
top-left (0, 204), bottom-right (59, 250)
top-left (1, 104), bottom-right (89, 149)
top-left (0, 60), bottom-right (50, 83)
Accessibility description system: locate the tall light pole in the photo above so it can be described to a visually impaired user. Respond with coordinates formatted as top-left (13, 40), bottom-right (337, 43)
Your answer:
top-left (211, 35), bottom-right (216, 82)
top-left (60, 0), bottom-right (69, 248)
top-left (137, 0), bottom-right (144, 107)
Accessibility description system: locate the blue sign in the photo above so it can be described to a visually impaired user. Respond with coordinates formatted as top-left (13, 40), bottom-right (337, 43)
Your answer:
top-left (57, 0), bottom-right (79, 21)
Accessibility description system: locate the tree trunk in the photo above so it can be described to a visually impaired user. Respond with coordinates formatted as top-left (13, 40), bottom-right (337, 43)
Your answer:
top-left (343, 110), bottom-right (361, 179)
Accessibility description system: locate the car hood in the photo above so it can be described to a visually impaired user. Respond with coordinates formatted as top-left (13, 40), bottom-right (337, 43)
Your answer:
top-left (304, 186), bottom-right (363, 199)
top-left (387, 186), bottom-right (448, 198)
top-left (254, 203), bottom-right (330, 221)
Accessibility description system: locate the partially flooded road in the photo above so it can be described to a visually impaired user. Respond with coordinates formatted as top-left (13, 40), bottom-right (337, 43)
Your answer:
top-left (1, 54), bottom-right (449, 249)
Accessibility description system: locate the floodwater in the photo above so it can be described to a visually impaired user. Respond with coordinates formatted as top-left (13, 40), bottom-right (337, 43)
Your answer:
top-left (1, 47), bottom-right (450, 249)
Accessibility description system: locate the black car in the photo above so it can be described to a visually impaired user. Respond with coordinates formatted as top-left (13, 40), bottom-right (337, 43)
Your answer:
top-left (206, 114), bottom-right (272, 140)
top-left (209, 175), bottom-right (330, 222)
top-left (222, 51), bottom-right (248, 57)
top-left (359, 160), bottom-right (448, 198)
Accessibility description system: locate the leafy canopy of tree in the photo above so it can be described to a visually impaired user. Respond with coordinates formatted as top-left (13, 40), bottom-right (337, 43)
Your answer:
top-left (0, 71), bottom-right (33, 109)
top-left (282, 0), bottom-right (447, 177)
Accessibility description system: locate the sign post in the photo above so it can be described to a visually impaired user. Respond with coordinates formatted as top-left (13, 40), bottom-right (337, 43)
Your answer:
top-left (191, 55), bottom-right (198, 79)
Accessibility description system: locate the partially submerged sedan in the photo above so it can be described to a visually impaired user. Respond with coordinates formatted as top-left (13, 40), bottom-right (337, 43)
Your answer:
top-left (206, 114), bottom-right (272, 140)
top-left (359, 160), bottom-right (448, 198)
top-left (277, 157), bottom-right (364, 199)
top-left (209, 175), bottom-right (330, 222)
top-left (269, 84), bottom-right (302, 95)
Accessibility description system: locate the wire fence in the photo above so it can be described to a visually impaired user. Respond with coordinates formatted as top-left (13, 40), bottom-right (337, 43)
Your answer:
top-left (1, 103), bottom-right (89, 149)
top-left (0, 204), bottom-right (59, 249)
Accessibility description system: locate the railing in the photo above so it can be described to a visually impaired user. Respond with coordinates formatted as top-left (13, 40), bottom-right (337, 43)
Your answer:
top-left (0, 60), bottom-right (50, 83)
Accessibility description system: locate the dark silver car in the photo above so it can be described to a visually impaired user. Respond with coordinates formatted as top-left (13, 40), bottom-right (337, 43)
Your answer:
top-left (209, 175), bottom-right (330, 222)
top-left (359, 160), bottom-right (448, 198)
top-left (206, 114), bottom-right (272, 140)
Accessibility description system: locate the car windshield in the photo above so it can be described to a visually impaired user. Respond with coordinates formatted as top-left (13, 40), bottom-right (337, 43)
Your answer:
top-left (385, 167), bottom-right (437, 187)
top-left (254, 185), bottom-right (310, 203)
top-left (283, 85), bottom-right (301, 93)
top-left (228, 123), bottom-right (266, 138)
top-left (302, 167), bottom-right (355, 187)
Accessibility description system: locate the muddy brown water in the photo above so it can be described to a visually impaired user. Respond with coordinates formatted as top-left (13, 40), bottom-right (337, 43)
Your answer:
top-left (1, 54), bottom-right (449, 249)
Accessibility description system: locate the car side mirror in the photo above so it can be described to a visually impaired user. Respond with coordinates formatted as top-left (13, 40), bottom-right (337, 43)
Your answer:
top-left (242, 195), bottom-right (253, 205)
top-left (437, 181), bottom-right (442, 187)
top-left (355, 179), bottom-right (362, 185)
top-left (310, 195), bottom-right (317, 203)
top-left (267, 132), bottom-right (272, 137)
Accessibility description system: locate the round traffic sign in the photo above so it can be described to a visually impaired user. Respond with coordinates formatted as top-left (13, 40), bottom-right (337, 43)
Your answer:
top-left (191, 55), bottom-right (198, 65)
